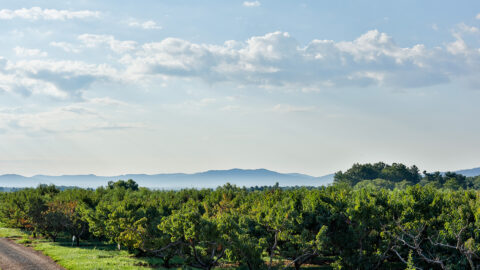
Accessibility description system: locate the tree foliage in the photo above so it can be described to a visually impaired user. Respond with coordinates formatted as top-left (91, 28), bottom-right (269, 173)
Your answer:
top-left (2, 164), bottom-right (480, 269)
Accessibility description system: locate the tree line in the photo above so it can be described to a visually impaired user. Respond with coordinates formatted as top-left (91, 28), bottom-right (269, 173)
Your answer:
top-left (1, 162), bottom-right (480, 269)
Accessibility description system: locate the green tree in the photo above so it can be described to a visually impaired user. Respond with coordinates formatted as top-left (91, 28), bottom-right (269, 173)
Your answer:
top-left (159, 200), bottom-right (227, 270)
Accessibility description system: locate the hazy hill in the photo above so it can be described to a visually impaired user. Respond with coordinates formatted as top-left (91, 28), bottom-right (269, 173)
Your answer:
top-left (0, 169), bottom-right (334, 189)
top-left (455, 167), bottom-right (480, 177)
top-left (3, 165), bottom-right (478, 189)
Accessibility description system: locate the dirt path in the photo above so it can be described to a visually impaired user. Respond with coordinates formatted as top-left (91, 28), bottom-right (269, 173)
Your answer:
top-left (0, 238), bottom-right (65, 270)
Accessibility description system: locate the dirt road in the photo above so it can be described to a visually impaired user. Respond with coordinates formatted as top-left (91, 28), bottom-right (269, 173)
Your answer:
top-left (0, 238), bottom-right (64, 270)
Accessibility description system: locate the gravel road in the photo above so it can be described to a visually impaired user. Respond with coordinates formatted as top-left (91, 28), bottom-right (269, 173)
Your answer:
top-left (0, 238), bottom-right (64, 270)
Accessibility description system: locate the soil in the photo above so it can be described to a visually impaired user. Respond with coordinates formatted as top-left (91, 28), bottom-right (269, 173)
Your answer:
top-left (0, 237), bottom-right (65, 270)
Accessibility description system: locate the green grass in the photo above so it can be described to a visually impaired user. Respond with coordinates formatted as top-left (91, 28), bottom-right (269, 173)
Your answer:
top-left (0, 226), bottom-right (28, 238)
top-left (0, 226), bottom-right (179, 269)
top-left (34, 240), bottom-right (169, 270)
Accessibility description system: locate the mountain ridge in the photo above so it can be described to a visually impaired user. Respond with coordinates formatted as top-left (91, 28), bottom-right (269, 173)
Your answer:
top-left (454, 167), bottom-right (480, 177)
top-left (0, 168), bottom-right (334, 189)
top-left (2, 166), bottom-right (479, 189)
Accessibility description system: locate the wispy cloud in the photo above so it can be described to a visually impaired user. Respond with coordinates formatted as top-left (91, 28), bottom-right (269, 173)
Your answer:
top-left (87, 97), bottom-right (129, 106)
top-left (0, 7), bottom-right (100, 20)
top-left (49, 42), bottom-right (81, 53)
top-left (13, 47), bottom-right (48, 57)
top-left (78, 34), bottom-right (137, 53)
top-left (458, 23), bottom-right (479, 33)
top-left (270, 104), bottom-right (316, 113)
top-left (0, 104), bottom-right (141, 135)
top-left (51, 34), bottom-right (138, 54)
top-left (243, 1), bottom-right (261, 7)
top-left (128, 19), bottom-right (162, 30)
top-left (219, 105), bottom-right (242, 112)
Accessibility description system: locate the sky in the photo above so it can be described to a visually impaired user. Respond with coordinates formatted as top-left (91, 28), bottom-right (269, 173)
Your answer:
top-left (1, 0), bottom-right (480, 177)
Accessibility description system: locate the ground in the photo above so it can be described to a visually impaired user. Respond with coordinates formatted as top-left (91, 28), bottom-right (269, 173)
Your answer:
top-left (0, 237), bottom-right (64, 270)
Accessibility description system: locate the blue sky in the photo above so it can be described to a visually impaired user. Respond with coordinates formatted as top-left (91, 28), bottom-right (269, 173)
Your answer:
top-left (1, 1), bottom-right (480, 176)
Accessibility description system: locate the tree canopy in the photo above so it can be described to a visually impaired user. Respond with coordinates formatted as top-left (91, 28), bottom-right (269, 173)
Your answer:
top-left (2, 163), bottom-right (480, 269)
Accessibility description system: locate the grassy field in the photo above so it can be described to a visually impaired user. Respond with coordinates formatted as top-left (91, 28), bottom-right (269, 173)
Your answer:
top-left (0, 226), bottom-right (173, 270)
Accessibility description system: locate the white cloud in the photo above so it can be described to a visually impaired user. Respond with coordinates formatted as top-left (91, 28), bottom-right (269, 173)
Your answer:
top-left (446, 23), bottom-right (480, 56)
top-left (0, 58), bottom-right (118, 99)
top-left (12, 60), bottom-right (117, 80)
top-left (446, 34), bottom-right (468, 55)
top-left (164, 98), bottom-right (218, 112)
top-left (128, 19), bottom-right (162, 30)
top-left (4, 29), bottom-right (480, 99)
top-left (243, 1), bottom-right (261, 7)
top-left (50, 42), bottom-right (81, 53)
top-left (51, 34), bottom-right (137, 54)
top-left (183, 98), bottom-right (217, 108)
top-left (457, 23), bottom-right (479, 33)
top-left (122, 30), bottom-right (480, 89)
top-left (14, 47), bottom-right (48, 57)
top-left (271, 104), bottom-right (316, 113)
top-left (87, 97), bottom-right (129, 106)
top-left (476, 13), bottom-right (480, 20)
top-left (220, 105), bottom-right (242, 112)
top-left (0, 7), bottom-right (100, 20)
top-left (78, 34), bottom-right (137, 53)
top-left (0, 105), bottom-right (141, 135)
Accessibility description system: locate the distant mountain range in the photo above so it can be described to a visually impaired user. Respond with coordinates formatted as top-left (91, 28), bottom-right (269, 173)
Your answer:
top-left (455, 167), bottom-right (480, 177)
top-left (2, 166), bottom-right (479, 189)
top-left (0, 169), bottom-right (334, 189)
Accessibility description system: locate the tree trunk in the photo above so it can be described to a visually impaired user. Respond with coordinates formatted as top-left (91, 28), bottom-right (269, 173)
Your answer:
top-left (76, 236), bottom-right (80, 246)
top-left (294, 260), bottom-right (301, 270)
top-left (269, 231), bottom-right (279, 270)
top-left (163, 257), bottom-right (170, 268)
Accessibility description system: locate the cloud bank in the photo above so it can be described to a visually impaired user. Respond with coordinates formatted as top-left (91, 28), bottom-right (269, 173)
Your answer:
top-left (0, 7), bottom-right (100, 20)
top-left (123, 30), bottom-right (480, 90)
top-left (2, 28), bottom-right (480, 100)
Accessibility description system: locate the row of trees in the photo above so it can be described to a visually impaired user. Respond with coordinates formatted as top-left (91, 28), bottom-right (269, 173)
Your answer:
top-left (1, 163), bottom-right (480, 269)
top-left (335, 162), bottom-right (480, 190)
